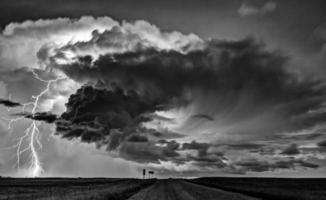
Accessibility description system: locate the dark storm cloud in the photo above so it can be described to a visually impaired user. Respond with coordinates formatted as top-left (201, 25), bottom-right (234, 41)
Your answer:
top-left (56, 38), bottom-right (326, 136)
top-left (281, 143), bottom-right (300, 155)
top-left (24, 112), bottom-right (57, 123)
top-left (298, 160), bottom-right (319, 169)
top-left (117, 139), bottom-right (180, 163)
top-left (182, 141), bottom-right (209, 151)
top-left (55, 83), bottom-right (223, 165)
top-left (13, 112), bottom-right (58, 123)
top-left (234, 159), bottom-right (270, 172)
top-left (118, 142), bottom-right (179, 163)
top-left (148, 130), bottom-right (184, 140)
top-left (0, 99), bottom-right (21, 107)
top-left (189, 152), bottom-right (227, 167)
top-left (1, 0), bottom-right (326, 177)
top-left (317, 140), bottom-right (326, 147)
top-left (126, 134), bottom-right (148, 142)
top-left (182, 141), bottom-right (209, 159)
top-left (55, 84), bottom-right (184, 163)
top-left (180, 141), bottom-right (228, 167)
top-left (226, 143), bottom-right (265, 150)
top-left (50, 36), bottom-right (326, 166)
top-left (234, 158), bottom-right (319, 173)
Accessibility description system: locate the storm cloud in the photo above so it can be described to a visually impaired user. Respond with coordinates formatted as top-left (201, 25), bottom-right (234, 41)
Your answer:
top-left (1, 14), bottom-right (325, 176)
top-left (55, 84), bottom-right (182, 159)
top-left (14, 112), bottom-right (58, 123)
top-left (55, 37), bottom-right (326, 136)
top-left (46, 32), bottom-right (326, 170)
top-left (233, 158), bottom-right (318, 174)
top-left (0, 99), bottom-right (21, 107)
top-left (281, 143), bottom-right (300, 155)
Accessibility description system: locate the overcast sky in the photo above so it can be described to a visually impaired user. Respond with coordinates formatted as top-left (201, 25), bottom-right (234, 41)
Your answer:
top-left (0, 0), bottom-right (326, 178)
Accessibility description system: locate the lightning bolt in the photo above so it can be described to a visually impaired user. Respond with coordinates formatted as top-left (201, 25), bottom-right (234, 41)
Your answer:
top-left (3, 70), bottom-right (64, 177)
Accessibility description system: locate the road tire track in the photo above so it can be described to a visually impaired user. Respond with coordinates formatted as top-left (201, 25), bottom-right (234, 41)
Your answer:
top-left (128, 179), bottom-right (260, 200)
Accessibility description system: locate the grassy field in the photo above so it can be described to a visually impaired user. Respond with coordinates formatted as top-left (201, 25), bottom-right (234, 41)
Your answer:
top-left (190, 177), bottom-right (326, 200)
top-left (0, 178), bottom-right (155, 200)
top-left (1, 177), bottom-right (326, 200)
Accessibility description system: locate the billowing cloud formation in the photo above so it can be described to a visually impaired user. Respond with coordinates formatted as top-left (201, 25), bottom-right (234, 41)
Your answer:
top-left (238, 0), bottom-right (277, 17)
top-left (56, 85), bottom-right (163, 144)
top-left (55, 38), bottom-right (326, 137)
top-left (0, 17), bottom-right (115, 70)
top-left (55, 85), bottom-right (186, 164)
top-left (48, 21), bottom-right (202, 60)
top-left (0, 16), bottom-right (201, 72)
top-left (1, 16), bottom-right (325, 176)
top-left (51, 33), bottom-right (326, 173)
top-left (0, 16), bottom-right (204, 176)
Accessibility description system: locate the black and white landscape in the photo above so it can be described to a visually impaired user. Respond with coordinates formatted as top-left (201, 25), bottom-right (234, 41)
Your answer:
top-left (0, 0), bottom-right (326, 199)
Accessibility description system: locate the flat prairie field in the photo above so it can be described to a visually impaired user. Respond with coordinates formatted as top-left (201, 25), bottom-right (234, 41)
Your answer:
top-left (0, 177), bottom-right (326, 200)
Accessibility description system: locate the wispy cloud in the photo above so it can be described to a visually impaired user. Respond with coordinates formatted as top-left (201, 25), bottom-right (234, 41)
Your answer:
top-left (238, 1), bottom-right (277, 17)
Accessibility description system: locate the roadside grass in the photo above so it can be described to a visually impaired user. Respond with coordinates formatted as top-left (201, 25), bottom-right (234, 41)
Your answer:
top-left (190, 177), bottom-right (326, 200)
top-left (0, 178), bottom-right (156, 200)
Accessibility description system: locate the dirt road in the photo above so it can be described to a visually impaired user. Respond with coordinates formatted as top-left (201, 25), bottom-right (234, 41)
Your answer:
top-left (128, 179), bottom-right (260, 200)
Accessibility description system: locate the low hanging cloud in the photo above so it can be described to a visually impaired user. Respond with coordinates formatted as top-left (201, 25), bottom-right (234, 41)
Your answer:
top-left (0, 98), bottom-right (21, 107)
top-left (317, 140), bottom-right (326, 147)
top-left (55, 84), bottom-right (179, 149)
top-left (233, 158), bottom-right (318, 174)
top-left (281, 143), bottom-right (300, 155)
top-left (13, 112), bottom-right (58, 123)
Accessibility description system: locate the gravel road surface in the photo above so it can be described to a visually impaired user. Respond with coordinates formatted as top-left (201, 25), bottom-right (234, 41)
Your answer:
top-left (128, 179), bottom-right (260, 200)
